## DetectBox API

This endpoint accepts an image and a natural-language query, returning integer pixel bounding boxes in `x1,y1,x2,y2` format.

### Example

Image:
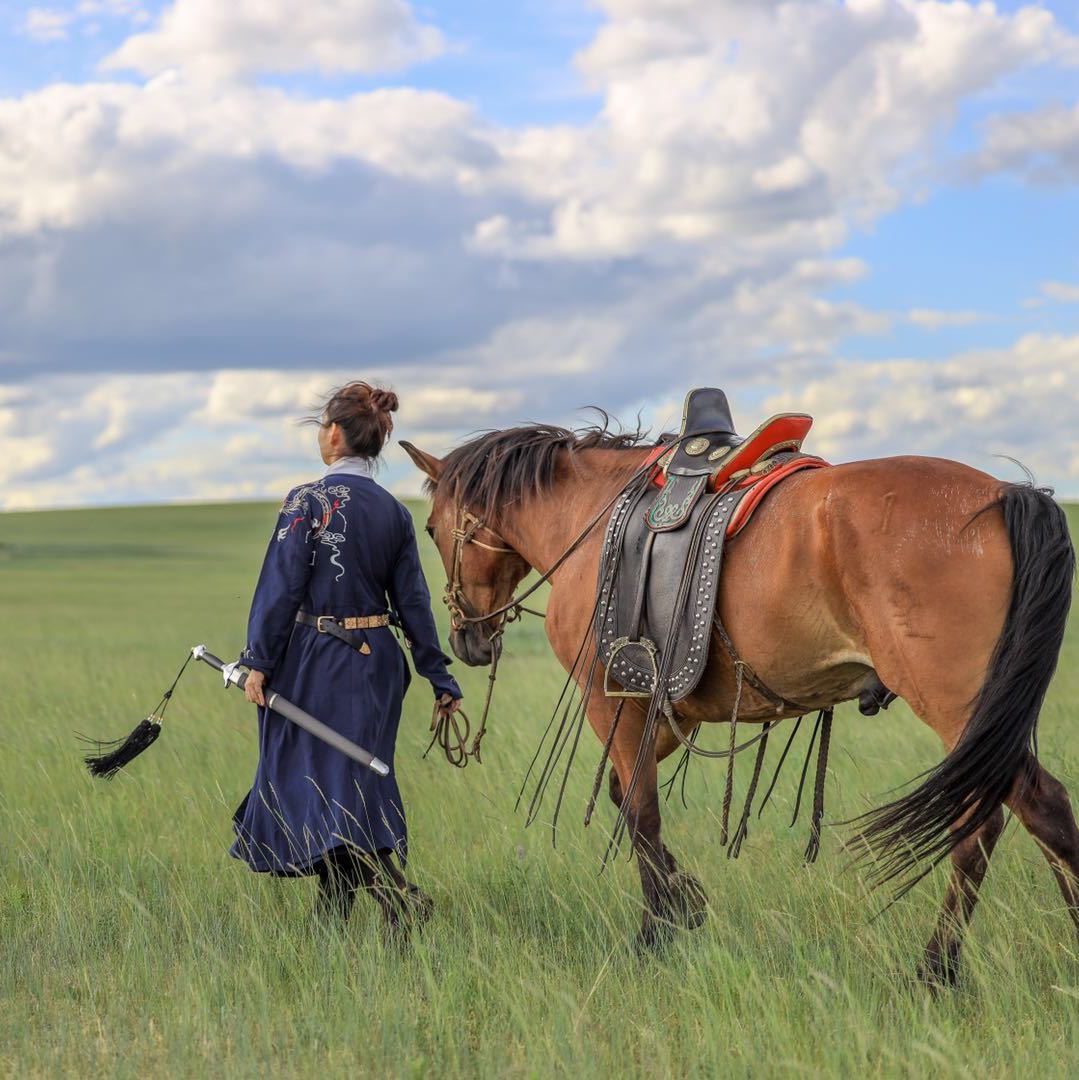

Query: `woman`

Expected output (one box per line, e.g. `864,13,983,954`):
232,381,463,929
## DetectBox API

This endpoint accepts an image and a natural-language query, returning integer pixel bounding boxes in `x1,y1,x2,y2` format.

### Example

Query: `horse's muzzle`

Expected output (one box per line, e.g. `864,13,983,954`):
449,625,500,667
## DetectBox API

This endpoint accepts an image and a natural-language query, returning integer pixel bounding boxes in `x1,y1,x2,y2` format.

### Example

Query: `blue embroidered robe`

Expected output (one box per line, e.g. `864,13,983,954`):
231,462,461,874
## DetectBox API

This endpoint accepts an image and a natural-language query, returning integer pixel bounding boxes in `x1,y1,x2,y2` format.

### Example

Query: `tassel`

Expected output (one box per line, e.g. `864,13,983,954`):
803,708,834,865
726,722,772,860
81,716,163,779
80,649,194,779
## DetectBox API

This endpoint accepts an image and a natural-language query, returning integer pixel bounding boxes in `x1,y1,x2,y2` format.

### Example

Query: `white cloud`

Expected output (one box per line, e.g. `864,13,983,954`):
482,0,1069,260
2,1,1078,507
5,331,1077,511
22,8,73,42
0,367,524,509
21,2,149,43
760,333,1079,492
103,0,444,80
907,307,984,329
1041,281,1079,304
973,101,1079,183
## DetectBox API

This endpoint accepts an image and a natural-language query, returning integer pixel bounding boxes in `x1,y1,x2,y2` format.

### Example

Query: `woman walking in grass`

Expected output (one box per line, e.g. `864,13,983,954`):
233,381,463,931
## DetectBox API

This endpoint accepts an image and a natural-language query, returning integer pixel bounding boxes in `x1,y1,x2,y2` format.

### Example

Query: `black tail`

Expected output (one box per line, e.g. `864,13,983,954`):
856,482,1075,896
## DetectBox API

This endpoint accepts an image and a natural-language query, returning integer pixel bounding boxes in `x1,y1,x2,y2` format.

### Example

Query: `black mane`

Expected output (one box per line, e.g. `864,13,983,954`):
429,411,649,523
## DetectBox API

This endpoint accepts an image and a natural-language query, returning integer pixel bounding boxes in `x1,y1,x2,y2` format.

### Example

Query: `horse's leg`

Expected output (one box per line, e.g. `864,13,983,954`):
918,807,1005,987
607,718,697,812
920,763,1079,986
603,711,707,945
1007,763,1079,932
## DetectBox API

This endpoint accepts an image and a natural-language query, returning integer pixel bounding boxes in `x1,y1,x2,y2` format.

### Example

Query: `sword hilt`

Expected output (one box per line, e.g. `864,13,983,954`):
191,645,247,689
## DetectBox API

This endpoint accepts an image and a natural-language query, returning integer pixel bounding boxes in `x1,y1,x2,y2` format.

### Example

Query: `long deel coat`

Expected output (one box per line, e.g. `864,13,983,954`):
231,465,462,875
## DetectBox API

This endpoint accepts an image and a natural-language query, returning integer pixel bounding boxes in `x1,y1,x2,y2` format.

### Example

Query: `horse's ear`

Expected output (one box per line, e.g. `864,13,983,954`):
399,441,443,482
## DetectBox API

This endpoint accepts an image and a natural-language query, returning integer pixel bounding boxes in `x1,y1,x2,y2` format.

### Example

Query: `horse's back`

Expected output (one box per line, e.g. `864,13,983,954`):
713,455,1014,736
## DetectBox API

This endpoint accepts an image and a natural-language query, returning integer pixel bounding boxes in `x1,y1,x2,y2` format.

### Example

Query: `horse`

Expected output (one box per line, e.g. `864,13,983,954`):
400,419,1075,984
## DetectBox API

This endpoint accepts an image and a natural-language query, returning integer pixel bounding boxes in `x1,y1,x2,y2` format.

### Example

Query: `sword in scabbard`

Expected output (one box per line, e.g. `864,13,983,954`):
81,644,390,779
191,645,390,777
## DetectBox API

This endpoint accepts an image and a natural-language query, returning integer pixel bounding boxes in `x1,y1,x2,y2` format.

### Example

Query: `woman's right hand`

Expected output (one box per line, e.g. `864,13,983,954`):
436,692,463,714
244,669,267,706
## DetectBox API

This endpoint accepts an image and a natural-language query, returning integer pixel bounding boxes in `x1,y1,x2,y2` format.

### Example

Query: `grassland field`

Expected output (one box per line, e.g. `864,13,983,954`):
1,499,1078,1078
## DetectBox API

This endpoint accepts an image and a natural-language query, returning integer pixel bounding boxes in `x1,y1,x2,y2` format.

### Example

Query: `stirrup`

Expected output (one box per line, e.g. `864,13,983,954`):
603,636,658,699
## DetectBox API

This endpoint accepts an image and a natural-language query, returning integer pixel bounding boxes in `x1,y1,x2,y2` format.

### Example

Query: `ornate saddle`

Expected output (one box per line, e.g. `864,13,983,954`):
594,388,827,703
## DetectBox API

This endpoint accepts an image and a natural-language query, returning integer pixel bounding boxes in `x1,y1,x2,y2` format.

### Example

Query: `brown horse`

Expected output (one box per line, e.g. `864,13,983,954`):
401,420,1075,983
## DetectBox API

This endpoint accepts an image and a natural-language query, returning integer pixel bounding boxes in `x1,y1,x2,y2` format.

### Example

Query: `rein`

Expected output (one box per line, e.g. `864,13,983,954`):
432,454,661,767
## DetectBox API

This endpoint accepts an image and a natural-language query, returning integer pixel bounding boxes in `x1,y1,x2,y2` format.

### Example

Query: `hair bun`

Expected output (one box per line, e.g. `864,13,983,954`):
370,388,399,413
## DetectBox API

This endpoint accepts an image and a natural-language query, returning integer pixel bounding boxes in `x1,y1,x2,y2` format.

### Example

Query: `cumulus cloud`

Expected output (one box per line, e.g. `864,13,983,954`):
1041,281,1079,303
2,0,1078,507
907,307,985,329
22,8,74,42
973,101,1079,183
484,0,1068,259
103,0,444,79
5,330,1077,510
761,333,1079,490
0,367,523,509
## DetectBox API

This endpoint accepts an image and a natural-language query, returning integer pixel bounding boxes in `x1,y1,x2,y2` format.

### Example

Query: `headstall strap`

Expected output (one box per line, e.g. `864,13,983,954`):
443,509,519,634
436,507,523,766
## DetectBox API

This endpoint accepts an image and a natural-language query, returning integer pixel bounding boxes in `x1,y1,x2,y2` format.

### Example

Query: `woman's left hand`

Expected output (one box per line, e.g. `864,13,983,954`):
436,692,463,714
244,669,267,706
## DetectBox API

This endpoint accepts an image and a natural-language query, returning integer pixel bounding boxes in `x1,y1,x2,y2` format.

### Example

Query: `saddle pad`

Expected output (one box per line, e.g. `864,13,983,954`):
594,481,749,702
727,455,829,537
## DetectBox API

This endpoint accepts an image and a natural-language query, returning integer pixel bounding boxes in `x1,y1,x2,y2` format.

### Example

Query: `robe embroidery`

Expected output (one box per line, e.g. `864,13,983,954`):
276,481,352,581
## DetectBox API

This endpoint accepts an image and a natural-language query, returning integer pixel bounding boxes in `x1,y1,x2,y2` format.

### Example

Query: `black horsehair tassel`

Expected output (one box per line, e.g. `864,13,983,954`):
81,716,164,779
80,651,193,779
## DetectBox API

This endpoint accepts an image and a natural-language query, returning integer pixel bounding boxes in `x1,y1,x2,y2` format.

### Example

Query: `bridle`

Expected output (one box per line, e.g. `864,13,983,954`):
427,507,538,768
441,509,523,634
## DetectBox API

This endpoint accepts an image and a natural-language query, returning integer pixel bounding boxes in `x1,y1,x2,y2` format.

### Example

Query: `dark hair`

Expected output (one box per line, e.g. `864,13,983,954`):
309,381,398,459
429,411,648,524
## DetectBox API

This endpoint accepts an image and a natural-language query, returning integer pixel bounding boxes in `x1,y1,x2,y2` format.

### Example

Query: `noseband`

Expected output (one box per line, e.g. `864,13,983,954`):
442,509,518,633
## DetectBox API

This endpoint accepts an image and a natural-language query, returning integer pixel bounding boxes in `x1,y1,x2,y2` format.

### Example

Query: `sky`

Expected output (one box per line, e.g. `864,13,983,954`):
1,0,1077,510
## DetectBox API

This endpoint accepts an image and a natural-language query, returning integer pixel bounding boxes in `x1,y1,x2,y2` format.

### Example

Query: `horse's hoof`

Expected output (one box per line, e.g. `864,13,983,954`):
635,917,674,955
667,870,708,931
916,943,961,991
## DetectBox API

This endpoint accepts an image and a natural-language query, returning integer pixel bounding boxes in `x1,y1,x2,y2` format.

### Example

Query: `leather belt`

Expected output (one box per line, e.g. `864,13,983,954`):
297,612,391,631
296,611,392,655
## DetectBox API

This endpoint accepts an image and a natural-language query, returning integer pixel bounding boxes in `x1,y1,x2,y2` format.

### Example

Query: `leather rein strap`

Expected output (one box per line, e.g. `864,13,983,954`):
432,509,521,767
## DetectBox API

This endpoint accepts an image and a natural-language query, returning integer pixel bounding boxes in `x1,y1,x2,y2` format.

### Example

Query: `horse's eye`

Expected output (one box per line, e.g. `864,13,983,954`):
425,524,435,539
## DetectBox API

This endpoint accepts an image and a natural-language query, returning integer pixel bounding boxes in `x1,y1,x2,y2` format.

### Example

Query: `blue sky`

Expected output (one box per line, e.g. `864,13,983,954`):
1,0,1078,508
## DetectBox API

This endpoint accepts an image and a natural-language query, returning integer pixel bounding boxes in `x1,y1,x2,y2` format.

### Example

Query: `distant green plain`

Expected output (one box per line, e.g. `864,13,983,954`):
1,500,1077,1078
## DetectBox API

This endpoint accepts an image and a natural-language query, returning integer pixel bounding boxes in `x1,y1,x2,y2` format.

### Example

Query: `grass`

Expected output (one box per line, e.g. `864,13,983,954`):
1,500,1077,1077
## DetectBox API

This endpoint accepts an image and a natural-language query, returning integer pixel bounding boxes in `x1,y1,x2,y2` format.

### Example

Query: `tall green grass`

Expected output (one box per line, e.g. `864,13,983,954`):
1,501,1077,1077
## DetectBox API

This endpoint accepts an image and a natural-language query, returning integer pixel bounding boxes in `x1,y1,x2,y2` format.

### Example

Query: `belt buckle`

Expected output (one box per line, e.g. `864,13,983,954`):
316,615,336,633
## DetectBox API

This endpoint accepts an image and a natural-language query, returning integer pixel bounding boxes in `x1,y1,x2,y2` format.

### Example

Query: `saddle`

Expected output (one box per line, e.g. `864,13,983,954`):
594,388,828,703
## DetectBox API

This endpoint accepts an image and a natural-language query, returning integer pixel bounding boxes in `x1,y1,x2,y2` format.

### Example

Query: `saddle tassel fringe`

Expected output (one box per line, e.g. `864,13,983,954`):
727,722,772,859
803,708,833,865
718,662,746,846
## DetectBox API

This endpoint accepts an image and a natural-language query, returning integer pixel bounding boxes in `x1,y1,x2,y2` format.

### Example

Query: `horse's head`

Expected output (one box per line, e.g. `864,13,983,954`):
400,440,532,667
